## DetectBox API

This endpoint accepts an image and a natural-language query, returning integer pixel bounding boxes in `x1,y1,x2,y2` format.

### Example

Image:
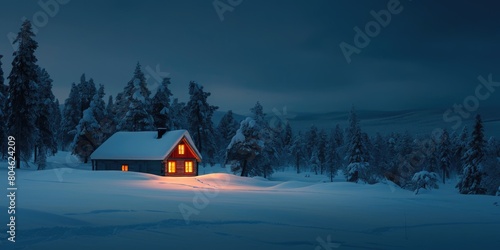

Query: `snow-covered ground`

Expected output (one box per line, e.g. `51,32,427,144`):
1,152,499,250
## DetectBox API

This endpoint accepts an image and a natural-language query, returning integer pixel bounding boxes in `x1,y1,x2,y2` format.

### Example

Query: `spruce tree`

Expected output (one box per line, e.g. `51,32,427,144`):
78,74,96,114
290,132,305,174
186,81,218,165
60,83,81,150
151,77,173,129
226,117,263,177
35,68,57,169
117,63,154,131
438,129,451,184
346,107,369,183
170,98,187,130
457,115,486,194
72,85,107,163
7,20,40,168
0,55,7,158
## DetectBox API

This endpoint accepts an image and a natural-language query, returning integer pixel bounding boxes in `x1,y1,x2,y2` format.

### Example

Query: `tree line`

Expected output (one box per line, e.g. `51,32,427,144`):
1,20,498,196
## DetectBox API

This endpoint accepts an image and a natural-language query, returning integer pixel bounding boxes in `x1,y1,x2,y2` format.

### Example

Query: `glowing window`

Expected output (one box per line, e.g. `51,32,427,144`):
178,144,185,155
185,161,193,173
121,164,128,172
168,161,176,173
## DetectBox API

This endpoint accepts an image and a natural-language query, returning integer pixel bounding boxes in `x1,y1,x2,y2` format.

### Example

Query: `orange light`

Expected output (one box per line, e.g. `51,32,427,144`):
178,144,185,155
168,161,176,173
185,161,193,173
122,164,128,171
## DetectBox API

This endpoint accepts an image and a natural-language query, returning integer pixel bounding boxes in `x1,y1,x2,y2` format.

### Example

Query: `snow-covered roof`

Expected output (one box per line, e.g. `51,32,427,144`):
90,130,201,161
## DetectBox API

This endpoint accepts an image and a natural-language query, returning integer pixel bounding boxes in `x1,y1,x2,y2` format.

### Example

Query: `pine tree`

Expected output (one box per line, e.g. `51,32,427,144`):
346,107,369,183
317,129,328,174
453,126,469,173
482,138,500,195
170,98,187,129
117,63,154,131
7,20,40,168
51,99,62,151
151,77,173,129
457,115,486,194
103,95,116,139
0,55,7,158
438,129,451,184
186,81,218,165
226,117,264,177
78,74,96,114
60,83,81,150
34,68,58,169
326,129,341,182
72,85,107,163
290,132,305,174
306,125,319,169
249,102,276,178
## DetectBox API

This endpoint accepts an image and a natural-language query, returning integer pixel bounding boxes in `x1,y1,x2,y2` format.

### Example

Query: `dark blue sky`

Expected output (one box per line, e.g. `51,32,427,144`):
1,0,499,114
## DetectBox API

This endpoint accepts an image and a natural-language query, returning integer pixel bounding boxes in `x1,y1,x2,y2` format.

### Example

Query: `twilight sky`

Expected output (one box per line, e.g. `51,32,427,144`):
0,0,499,114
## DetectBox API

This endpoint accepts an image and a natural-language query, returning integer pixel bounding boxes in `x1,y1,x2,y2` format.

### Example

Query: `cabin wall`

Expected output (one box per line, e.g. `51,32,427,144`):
95,160,164,176
164,158,198,177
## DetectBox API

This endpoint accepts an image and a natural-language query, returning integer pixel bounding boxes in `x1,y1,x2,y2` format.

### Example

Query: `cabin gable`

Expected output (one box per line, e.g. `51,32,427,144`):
163,137,200,177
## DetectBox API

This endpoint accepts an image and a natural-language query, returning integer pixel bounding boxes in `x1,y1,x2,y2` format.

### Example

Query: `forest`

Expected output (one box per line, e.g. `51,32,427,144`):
2,20,499,196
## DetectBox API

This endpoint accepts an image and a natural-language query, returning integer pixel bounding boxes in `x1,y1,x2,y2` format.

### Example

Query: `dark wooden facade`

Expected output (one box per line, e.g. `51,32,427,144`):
163,138,199,177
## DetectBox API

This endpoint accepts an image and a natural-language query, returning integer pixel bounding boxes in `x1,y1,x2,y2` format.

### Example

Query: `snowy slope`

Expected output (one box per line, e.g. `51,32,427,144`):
0,152,499,250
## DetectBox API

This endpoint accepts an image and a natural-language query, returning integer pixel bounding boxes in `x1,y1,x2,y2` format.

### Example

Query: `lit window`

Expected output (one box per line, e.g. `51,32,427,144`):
121,164,128,172
168,161,176,173
178,144,185,155
185,161,193,173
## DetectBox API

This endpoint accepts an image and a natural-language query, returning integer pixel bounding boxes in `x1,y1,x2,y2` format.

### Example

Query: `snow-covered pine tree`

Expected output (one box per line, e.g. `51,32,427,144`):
103,94,117,138
218,110,239,147
72,84,107,163
317,129,328,174
346,107,369,183
326,129,341,182
226,117,264,177
170,98,188,129
334,124,344,148
187,81,218,165
60,83,81,150
290,132,305,174
248,102,276,177
306,125,319,171
371,133,386,177
151,77,173,129
438,129,451,184
482,137,500,195
412,171,439,195
34,68,58,169
457,115,486,194
78,74,97,114
51,99,62,151
0,54,7,158
118,63,154,131
7,20,40,168
453,126,469,173
216,110,239,164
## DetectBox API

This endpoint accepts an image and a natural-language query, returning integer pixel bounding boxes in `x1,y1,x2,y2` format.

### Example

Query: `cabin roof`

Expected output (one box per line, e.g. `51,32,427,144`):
90,129,202,161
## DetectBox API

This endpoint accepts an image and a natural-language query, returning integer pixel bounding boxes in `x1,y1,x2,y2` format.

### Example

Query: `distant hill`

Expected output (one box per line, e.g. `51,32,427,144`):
214,107,500,138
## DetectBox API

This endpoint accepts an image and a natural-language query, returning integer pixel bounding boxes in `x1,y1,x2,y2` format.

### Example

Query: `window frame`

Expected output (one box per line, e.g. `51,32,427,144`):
168,161,176,173
185,161,193,173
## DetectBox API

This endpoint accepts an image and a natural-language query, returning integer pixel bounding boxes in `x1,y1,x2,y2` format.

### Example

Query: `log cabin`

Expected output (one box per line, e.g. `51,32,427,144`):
90,129,202,176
